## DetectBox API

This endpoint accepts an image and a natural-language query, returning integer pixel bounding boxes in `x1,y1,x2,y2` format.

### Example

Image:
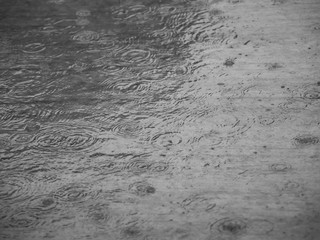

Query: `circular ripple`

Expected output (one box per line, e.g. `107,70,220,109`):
210,218,247,235
283,181,300,191
185,107,254,146
150,132,182,147
125,159,151,175
1,208,43,229
278,99,313,113
111,4,152,22
28,194,59,213
22,43,46,54
7,79,55,101
300,83,320,100
9,133,34,147
129,181,156,196
119,48,154,66
257,114,288,127
51,183,100,203
0,174,38,203
87,203,111,225
269,163,292,172
106,80,151,94
149,161,170,173
31,124,103,153
138,67,172,81
292,134,319,147
72,30,100,43
92,160,124,176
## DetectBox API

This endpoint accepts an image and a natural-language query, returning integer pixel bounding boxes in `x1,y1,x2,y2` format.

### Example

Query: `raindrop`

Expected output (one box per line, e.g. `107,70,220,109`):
128,181,156,196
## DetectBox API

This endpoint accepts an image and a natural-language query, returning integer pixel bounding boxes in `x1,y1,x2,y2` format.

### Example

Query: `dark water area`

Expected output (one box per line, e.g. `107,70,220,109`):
1,0,320,239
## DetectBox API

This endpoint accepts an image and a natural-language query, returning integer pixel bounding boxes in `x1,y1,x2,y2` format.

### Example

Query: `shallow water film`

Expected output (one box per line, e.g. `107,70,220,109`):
1,0,320,239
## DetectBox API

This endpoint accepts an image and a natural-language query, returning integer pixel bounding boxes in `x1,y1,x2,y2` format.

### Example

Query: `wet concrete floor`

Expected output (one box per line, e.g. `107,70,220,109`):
0,0,320,239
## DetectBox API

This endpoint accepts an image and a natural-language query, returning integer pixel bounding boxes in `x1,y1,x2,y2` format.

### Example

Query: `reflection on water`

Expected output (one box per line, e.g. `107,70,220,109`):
1,0,318,239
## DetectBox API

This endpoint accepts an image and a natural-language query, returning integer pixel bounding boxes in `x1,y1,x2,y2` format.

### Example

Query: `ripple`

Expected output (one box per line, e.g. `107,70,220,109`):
0,84,10,95
124,159,151,175
295,83,320,100
72,30,100,43
269,163,292,172
31,124,104,154
28,194,59,213
283,181,300,191
76,9,91,17
75,18,90,26
181,194,216,213
6,79,55,102
89,155,124,176
138,67,173,81
51,183,101,204
128,181,156,196
292,134,319,147
241,83,289,98
1,208,43,229
87,203,111,226
118,48,155,66
109,121,144,138
111,4,152,22
278,99,313,113
22,43,46,54
0,174,39,203
9,133,34,145
184,107,254,146
257,113,288,127
163,10,206,34
48,0,65,4
105,80,151,94
210,218,247,235
149,161,171,173
150,132,182,147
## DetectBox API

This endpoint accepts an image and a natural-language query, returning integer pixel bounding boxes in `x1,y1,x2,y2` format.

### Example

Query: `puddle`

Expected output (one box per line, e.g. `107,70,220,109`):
1,0,319,239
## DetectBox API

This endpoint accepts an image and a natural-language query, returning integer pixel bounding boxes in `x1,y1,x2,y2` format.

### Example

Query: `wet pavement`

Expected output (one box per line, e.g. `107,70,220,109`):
0,0,320,239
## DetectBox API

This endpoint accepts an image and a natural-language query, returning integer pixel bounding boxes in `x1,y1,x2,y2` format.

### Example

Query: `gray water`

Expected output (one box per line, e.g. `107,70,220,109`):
1,0,320,239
